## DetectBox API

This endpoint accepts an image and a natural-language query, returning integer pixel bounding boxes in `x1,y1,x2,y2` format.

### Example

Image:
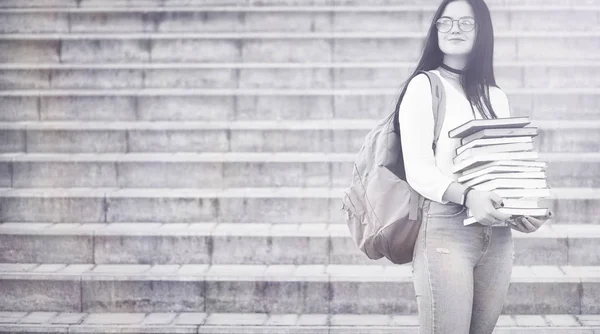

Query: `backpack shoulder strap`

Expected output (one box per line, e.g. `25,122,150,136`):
417,70,446,153
408,70,447,220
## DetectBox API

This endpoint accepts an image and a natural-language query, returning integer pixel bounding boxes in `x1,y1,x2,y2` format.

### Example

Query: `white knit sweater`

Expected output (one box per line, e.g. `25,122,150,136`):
398,70,512,204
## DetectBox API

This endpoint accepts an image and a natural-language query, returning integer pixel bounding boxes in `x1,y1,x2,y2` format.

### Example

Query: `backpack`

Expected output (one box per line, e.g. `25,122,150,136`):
341,70,447,265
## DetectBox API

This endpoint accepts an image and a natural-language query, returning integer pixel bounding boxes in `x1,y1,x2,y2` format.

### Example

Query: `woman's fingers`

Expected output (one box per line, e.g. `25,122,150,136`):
519,216,538,232
509,223,526,233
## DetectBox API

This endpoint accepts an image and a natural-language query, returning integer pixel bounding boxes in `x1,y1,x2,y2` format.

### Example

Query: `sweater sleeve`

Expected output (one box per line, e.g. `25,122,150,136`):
492,87,512,118
398,73,455,204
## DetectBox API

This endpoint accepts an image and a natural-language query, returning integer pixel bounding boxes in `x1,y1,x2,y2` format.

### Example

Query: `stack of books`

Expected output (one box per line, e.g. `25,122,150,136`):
447,116,551,226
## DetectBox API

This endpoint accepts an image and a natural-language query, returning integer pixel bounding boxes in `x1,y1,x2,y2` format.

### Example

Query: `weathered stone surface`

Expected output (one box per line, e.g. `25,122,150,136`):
0,97,38,121
0,70,49,89
245,12,330,32
61,40,149,63
330,280,417,314
333,11,422,32
81,279,205,312
154,12,238,32
19,312,59,324
218,197,333,224
94,235,210,264
117,162,223,188
236,96,334,120
127,130,229,152
0,278,80,312
40,97,137,121
0,162,9,188
0,40,59,62
152,40,239,62
240,68,331,89
27,130,127,153
51,69,143,89
82,312,145,324
0,130,25,153
71,13,151,33
537,128,600,153
51,312,87,325
145,69,236,88
205,280,330,313
0,13,68,33
518,37,600,61
243,39,331,62
503,282,580,314
513,237,568,266
333,38,421,62
106,196,218,223
0,196,105,223
138,96,235,121
0,234,93,263
13,161,117,188
142,312,177,325
551,198,600,225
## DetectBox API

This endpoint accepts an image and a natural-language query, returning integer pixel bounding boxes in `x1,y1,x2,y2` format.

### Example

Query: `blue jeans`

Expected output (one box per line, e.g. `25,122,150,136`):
412,198,514,334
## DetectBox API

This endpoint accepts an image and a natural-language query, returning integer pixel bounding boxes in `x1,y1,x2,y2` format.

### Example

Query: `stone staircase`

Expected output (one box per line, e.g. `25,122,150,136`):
1,0,600,333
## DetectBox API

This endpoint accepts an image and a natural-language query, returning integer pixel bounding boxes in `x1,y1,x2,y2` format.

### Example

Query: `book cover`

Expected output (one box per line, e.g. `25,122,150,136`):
467,207,549,217
502,198,542,208
472,178,547,191
489,187,551,198
459,160,547,178
463,217,508,226
452,151,540,174
448,117,531,139
461,171,547,188
461,127,538,146
453,142,534,165
456,136,533,156
464,207,550,226
458,166,546,183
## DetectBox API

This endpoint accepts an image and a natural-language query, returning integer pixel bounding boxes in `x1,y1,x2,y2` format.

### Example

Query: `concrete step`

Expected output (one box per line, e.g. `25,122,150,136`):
0,152,598,188
1,311,599,334
1,263,599,314
0,0,598,8
1,222,599,266
0,120,597,153
1,6,598,34
0,187,596,224
0,32,598,63
3,62,600,89
1,90,597,122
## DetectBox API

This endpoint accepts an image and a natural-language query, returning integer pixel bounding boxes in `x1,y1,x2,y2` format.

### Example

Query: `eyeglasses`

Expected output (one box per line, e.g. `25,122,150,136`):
435,16,475,33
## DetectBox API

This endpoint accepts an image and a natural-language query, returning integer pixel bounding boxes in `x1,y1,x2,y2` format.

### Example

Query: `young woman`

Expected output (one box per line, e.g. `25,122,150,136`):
395,0,552,333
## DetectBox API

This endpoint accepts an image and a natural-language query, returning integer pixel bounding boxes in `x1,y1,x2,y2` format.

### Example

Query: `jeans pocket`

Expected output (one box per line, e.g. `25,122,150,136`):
427,203,467,218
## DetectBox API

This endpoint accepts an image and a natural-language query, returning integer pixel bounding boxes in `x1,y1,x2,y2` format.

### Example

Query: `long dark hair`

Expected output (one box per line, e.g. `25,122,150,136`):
392,0,500,135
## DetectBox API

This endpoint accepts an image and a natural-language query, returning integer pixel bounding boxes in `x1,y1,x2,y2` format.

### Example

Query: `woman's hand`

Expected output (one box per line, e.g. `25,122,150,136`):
465,189,512,226
508,212,553,233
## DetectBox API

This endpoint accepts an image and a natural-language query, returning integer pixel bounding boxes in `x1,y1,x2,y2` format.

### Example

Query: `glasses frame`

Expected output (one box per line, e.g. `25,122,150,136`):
435,16,476,33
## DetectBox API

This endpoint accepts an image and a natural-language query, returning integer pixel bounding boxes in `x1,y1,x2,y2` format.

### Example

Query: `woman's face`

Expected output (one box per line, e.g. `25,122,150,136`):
437,1,476,56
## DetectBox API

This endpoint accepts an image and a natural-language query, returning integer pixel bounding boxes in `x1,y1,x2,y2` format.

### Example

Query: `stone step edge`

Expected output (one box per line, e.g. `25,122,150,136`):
2,60,600,69
0,263,598,282
1,312,599,331
0,222,595,239
0,187,595,199
1,88,597,97
1,31,599,40
0,152,595,163
0,119,596,130
2,5,600,13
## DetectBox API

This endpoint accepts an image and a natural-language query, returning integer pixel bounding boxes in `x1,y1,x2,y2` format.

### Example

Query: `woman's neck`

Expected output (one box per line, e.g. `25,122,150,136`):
443,55,467,71
438,56,467,82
